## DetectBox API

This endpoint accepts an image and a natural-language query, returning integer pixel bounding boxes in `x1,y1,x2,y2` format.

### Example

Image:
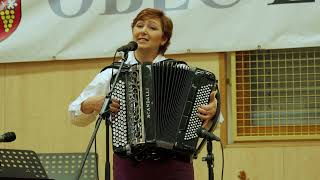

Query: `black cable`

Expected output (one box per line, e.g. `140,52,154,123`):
219,141,224,180
94,120,100,180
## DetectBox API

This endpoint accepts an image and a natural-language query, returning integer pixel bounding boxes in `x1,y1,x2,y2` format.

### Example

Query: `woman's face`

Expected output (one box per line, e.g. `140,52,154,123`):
132,17,167,54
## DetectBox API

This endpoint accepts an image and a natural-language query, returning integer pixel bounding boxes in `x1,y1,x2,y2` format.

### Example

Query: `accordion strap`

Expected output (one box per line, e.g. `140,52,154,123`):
100,58,188,73
100,62,130,73
160,58,188,65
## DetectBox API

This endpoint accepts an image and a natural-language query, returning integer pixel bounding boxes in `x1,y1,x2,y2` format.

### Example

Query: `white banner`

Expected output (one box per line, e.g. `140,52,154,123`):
0,0,320,63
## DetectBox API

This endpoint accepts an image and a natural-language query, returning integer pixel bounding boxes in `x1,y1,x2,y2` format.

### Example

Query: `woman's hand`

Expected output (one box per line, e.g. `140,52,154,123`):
81,95,105,114
109,99,120,115
81,96,120,115
197,90,218,128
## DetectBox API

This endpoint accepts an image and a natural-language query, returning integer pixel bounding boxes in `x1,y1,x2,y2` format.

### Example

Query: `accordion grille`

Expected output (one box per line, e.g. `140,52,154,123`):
184,84,212,140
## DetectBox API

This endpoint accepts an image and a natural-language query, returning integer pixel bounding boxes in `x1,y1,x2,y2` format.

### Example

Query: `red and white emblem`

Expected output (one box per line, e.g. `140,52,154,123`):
0,0,21,42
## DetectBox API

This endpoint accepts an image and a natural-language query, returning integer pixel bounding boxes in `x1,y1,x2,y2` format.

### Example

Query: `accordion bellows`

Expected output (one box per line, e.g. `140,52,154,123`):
110,61,218,159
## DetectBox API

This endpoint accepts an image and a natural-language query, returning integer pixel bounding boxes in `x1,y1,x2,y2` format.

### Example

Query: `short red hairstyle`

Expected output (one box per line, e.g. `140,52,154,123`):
131,8,173,55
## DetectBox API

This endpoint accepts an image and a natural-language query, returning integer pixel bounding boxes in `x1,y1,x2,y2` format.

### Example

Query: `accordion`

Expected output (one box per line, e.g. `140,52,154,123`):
110,60,219,160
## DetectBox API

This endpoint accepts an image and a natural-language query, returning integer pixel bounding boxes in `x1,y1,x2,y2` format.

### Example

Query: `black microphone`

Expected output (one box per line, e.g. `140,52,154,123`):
116,41,138,52
196,127,220,141
0,132,16,142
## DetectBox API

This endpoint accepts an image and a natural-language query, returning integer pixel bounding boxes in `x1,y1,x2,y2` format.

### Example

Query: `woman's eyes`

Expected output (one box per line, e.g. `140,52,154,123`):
136,24,159,30
150,26,157,30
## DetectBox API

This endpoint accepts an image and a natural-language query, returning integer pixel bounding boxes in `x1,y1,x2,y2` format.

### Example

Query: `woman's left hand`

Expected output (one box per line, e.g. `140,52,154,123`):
197,90,218,128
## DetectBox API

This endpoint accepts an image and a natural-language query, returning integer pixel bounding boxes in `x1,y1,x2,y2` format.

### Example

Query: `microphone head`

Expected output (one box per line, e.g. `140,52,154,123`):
128,41,138,51
3,132,16,142
117,41,138,52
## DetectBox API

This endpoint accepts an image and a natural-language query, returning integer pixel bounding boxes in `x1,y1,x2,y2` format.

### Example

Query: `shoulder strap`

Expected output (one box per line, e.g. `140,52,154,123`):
100,59,187,72
100,62,131,73
160,58,188,66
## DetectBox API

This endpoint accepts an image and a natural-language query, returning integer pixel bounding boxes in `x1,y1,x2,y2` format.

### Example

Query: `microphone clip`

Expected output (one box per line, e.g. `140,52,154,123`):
197,127,221,142
116,41,138,62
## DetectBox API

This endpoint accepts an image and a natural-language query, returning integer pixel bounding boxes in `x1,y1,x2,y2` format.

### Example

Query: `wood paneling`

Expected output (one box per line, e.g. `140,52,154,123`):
283,146,320,180
219,53,228,146
1,54,320,180
224,147,284,180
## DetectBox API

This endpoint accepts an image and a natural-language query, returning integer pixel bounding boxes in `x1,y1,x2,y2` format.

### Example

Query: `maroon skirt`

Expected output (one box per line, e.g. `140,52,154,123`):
113,154,194,180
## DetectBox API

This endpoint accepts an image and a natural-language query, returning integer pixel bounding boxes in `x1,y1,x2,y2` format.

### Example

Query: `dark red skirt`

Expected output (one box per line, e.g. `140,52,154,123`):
113,154,194,180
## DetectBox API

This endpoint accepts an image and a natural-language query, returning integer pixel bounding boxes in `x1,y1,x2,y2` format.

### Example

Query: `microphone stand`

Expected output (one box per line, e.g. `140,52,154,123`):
75,51,129,180
203,139,215,180
197,128,221,180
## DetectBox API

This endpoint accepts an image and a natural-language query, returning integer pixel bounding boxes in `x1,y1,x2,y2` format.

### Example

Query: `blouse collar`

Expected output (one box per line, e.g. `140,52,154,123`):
126,51,166,64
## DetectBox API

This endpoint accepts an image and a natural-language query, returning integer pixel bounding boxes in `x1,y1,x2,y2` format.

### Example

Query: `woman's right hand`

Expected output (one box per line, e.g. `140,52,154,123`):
81,96,120,115
109,99,120,115
81,95,105,114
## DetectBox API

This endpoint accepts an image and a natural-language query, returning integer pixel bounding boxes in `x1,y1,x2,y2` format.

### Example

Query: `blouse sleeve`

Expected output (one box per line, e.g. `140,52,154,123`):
68,69,116,126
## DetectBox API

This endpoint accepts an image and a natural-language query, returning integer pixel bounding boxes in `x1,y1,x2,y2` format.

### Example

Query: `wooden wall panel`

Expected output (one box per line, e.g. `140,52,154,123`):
0,59,113,179
168,53,220,80
219,53,228,145
224,147,284,180
283,146,320,180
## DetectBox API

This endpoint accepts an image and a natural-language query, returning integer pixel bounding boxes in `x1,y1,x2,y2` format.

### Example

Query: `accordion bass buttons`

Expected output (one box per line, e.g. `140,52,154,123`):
111,80,128,149
184,84,212,141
